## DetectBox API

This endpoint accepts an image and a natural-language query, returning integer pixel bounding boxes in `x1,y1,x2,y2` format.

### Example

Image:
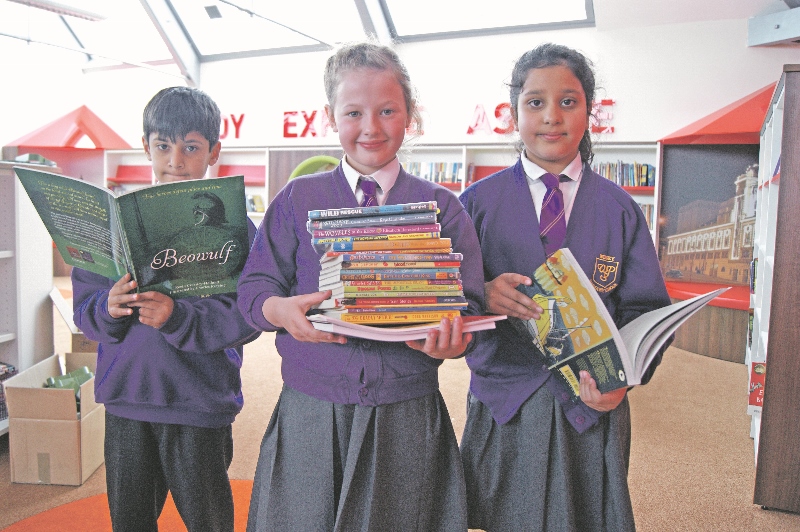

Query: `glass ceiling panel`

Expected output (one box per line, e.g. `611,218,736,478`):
169,0,368,57
0,0,593,72
0,0,174,66
384,0,591,37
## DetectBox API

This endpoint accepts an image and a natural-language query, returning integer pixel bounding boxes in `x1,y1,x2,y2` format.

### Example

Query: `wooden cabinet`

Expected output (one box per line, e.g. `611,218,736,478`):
752,64,800,513
0,161,56,435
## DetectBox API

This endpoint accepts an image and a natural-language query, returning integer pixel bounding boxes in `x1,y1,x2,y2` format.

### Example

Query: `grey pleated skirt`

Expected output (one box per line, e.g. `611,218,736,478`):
246,385,468,532
460,385,635,532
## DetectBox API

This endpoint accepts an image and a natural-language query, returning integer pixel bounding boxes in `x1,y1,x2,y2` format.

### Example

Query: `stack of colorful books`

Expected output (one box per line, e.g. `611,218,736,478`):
307,201,468,325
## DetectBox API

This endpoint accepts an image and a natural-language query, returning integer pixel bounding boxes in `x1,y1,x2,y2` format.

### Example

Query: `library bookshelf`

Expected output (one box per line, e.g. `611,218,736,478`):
750,64,800,514
103,142,662,243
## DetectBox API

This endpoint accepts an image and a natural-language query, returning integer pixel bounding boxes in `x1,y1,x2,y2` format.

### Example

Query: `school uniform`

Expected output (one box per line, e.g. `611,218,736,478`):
72,220,260,532
237,161,484,531
458,156,671,531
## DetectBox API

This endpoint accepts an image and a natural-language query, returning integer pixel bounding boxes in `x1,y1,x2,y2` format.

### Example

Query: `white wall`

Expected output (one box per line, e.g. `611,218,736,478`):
0,17,797,150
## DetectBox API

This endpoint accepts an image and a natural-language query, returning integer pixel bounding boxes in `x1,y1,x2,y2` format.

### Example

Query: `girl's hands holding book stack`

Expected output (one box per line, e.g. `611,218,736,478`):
405,316,472,359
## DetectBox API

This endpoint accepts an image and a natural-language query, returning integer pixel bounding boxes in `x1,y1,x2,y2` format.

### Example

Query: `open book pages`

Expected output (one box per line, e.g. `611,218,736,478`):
307,314,506,342
618,286,730,379
512,248,729,397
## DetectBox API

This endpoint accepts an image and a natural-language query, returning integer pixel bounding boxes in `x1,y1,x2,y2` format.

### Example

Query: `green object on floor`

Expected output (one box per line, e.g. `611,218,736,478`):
44,366,94,409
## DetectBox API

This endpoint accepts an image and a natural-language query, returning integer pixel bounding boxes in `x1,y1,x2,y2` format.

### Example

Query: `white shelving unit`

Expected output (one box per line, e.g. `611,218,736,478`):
593,142,661,242
1,161,56,436
751,64,800,514
399,141,660,243
104,142,661,239
212,147,269,226
104,148,269,225
748,79,782,462
399,143,518,194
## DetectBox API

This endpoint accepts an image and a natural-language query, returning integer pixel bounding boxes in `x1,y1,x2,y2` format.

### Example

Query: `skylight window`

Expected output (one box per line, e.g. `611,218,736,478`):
382,0,594,39
169,0,368,59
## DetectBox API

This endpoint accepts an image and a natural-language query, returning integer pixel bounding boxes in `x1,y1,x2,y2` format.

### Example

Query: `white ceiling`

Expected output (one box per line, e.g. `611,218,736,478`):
0,0,795,86
594,0,781,30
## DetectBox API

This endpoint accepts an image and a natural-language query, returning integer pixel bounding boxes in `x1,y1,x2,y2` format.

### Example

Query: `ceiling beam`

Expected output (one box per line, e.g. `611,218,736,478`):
748,6,800,46
139,0,200,86
358,0,394,45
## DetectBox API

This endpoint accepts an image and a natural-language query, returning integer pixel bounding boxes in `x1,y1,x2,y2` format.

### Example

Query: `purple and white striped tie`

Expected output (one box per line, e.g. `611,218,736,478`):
539,172,567,256
359,177,378,207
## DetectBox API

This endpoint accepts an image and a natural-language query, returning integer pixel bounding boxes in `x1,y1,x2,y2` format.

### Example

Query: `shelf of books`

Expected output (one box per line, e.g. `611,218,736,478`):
1,360,18,436
751,64,800,514
749,83,781,463
592,142,660,241
400,145,467,192
105,142,661,236
399,144,517,194
398,142,660,243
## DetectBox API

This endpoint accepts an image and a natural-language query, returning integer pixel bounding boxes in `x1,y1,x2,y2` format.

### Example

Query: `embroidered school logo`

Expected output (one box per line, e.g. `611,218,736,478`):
592,254,619,293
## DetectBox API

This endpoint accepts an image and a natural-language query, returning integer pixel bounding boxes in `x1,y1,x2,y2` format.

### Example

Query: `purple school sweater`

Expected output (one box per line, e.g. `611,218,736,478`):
72,220,260,428
237,165,485,406
460,160,671,433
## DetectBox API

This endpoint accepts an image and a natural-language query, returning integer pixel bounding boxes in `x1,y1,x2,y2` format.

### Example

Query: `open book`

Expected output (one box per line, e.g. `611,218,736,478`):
308,314,506,342
15,167,249,298
512,248,729,399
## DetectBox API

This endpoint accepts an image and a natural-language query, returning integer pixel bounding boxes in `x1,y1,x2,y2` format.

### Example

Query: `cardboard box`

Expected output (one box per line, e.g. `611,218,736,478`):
50,287,99,354
4,352,105,485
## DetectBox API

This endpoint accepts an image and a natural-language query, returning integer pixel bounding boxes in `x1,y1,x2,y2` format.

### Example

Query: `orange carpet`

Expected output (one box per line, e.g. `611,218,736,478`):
3,480,253,531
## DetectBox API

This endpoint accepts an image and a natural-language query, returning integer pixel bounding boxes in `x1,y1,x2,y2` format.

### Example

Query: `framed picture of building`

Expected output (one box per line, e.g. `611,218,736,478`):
658,144,760,287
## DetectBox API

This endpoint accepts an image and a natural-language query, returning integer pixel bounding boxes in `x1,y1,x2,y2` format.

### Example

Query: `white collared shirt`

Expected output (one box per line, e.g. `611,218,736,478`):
520,152,583,224
341,156,401,206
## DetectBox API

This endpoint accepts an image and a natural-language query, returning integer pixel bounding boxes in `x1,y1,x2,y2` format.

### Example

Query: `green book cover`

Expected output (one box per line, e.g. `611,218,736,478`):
15,167,249,298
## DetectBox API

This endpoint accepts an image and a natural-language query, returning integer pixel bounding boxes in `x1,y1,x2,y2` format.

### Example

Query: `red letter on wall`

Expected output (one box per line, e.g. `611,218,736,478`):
466,104,493,135
493,103,514,134
230,114,245,139
301,111,317,137
284,111,298,138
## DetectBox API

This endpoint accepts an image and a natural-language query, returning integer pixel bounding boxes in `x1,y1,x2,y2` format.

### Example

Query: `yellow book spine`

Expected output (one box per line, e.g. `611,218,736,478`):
339,310,461,324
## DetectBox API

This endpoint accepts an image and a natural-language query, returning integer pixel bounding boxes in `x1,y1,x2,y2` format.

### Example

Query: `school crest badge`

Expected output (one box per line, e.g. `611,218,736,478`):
592,254,619,293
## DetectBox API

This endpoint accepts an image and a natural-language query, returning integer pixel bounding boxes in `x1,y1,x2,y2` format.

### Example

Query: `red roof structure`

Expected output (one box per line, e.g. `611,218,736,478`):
7,105,131,150
660,83,777,145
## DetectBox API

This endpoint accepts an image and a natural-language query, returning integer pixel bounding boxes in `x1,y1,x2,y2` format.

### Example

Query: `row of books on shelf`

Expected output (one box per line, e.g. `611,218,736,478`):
637,202,655,231
1,361,18,421
402,161,464,184
593,161,656,188
246,194,265,212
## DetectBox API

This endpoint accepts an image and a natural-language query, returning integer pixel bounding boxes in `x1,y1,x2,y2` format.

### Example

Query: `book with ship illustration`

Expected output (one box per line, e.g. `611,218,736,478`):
512,248,729,399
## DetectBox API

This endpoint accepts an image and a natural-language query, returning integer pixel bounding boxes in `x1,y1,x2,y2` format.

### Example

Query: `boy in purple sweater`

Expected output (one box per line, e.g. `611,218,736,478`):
72,87,259,532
